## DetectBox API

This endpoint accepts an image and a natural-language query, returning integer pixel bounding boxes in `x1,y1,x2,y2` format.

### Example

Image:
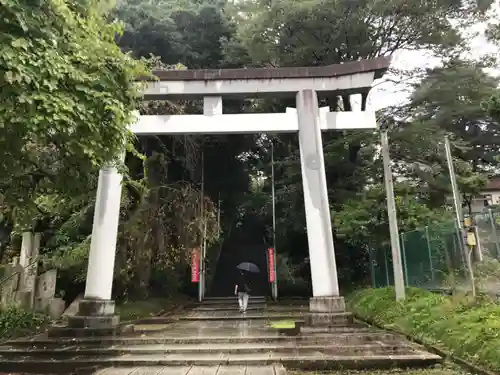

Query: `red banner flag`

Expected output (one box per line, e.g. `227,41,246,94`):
191,248,200,283
268,247,275,283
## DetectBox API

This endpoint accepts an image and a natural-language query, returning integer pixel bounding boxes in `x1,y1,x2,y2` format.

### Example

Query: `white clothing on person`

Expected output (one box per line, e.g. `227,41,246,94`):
238,292,249,312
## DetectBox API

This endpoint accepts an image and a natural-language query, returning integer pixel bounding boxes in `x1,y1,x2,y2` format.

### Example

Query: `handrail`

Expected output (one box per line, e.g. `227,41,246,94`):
0,258,39,287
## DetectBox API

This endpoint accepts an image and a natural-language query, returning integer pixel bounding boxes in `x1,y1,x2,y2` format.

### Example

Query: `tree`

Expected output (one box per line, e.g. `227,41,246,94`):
3,0,497,297
113,0,236,68
224,0,496,286
384,59,498,211
0,0,147,218
334,183,452,248
229,0,492,67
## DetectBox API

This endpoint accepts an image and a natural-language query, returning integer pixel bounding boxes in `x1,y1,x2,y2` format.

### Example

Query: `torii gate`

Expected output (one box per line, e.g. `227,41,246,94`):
66,57,391,333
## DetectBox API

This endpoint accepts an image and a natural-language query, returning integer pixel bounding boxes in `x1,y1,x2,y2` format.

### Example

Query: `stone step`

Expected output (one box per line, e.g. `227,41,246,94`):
0,352,442,374
266,306,309,311
0,342,416,358
204,296,266,301
93,365,287,375
180,312,351,325
194,305,267,311
8,331,403,347
302,326,369,333
201,299,266,306
133,317,176,324
199,303,266,308
48,326,118,338
3,333,404,351
180,315,308,322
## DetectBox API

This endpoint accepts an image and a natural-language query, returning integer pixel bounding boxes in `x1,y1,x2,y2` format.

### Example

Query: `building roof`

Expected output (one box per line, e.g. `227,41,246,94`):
484,177,500,191
141,56,391,82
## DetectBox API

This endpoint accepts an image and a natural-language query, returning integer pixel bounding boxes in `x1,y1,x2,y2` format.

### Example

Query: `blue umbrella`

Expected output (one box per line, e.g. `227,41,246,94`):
236,262,260,273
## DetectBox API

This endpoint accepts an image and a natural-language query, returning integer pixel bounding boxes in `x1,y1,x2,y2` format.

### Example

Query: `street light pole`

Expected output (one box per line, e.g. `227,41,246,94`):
381,129,405,300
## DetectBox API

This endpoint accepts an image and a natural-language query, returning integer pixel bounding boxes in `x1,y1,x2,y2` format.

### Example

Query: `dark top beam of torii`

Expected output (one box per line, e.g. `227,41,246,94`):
137,56,391,101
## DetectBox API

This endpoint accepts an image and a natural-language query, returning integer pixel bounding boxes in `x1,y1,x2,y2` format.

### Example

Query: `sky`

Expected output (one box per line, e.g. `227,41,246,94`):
368,2,500,111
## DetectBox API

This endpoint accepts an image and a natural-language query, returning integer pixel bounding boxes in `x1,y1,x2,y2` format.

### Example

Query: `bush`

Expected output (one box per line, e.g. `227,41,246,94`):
276,255,312,297
348,287,500,372
0,306,48,339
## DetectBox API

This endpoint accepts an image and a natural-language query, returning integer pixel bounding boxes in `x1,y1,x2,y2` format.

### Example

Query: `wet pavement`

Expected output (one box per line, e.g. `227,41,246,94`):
147,319,277,338
183,309,306,321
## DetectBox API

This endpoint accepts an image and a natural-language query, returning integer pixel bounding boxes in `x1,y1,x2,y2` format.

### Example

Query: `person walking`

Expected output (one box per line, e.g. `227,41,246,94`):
234,270,250,313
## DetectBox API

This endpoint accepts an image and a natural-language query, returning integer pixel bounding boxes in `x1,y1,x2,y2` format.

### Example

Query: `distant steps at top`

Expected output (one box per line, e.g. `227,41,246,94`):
201,296,266,306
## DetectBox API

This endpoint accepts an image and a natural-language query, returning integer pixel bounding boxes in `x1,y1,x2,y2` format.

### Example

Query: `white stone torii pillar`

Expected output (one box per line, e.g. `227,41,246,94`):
84,165,123,301
64,164,124,330
294,91,340,301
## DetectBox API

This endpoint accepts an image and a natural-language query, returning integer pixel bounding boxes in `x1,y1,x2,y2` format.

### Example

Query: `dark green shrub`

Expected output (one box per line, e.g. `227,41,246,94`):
0,305,48,339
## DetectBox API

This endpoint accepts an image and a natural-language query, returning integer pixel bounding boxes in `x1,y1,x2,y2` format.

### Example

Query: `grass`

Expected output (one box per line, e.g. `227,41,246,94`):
289,363,472,374
116,296,191,321
270,319,297,329
348,287,500,373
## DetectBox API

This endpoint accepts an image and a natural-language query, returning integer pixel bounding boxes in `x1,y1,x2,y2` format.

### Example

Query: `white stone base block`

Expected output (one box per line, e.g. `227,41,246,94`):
305,296,351,327
309,296,346,313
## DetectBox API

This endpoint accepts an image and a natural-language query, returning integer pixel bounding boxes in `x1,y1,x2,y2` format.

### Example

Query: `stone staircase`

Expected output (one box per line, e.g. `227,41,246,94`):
0,296,441,374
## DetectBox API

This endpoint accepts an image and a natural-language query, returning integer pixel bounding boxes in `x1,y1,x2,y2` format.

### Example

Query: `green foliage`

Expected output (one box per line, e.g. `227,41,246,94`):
349,287,500,371
2,0,499,299
276,254,311,297
44,236,91,282
231,0,498,274
385,60,497,210
290,365,471,375
0,0,147,216
231,0,491,66
335,183,452,247
114,0,235,68
406,60,499,170
0,305,48,339
482,89,500,138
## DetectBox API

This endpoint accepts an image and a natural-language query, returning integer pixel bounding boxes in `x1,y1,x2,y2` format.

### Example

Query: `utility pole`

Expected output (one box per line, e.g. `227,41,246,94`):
199,144,205,303
444,135,475,296
270,141,278,300
444,135,463,229
217,193,221,237
381,129,405,300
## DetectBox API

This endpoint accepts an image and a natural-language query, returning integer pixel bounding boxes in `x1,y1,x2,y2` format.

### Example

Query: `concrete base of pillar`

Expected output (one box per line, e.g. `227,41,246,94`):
304,296,352,327
305,311,353,326
77,299,116,316
48,299,120,338
68,299,119,328
309,296,346,313
68,314,120,329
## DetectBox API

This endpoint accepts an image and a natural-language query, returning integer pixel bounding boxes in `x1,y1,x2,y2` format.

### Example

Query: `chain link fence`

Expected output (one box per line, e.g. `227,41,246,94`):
369,209,500,296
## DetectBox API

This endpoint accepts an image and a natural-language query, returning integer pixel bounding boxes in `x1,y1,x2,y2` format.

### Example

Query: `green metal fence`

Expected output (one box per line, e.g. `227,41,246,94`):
370,209,500,292
475,209,500,260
